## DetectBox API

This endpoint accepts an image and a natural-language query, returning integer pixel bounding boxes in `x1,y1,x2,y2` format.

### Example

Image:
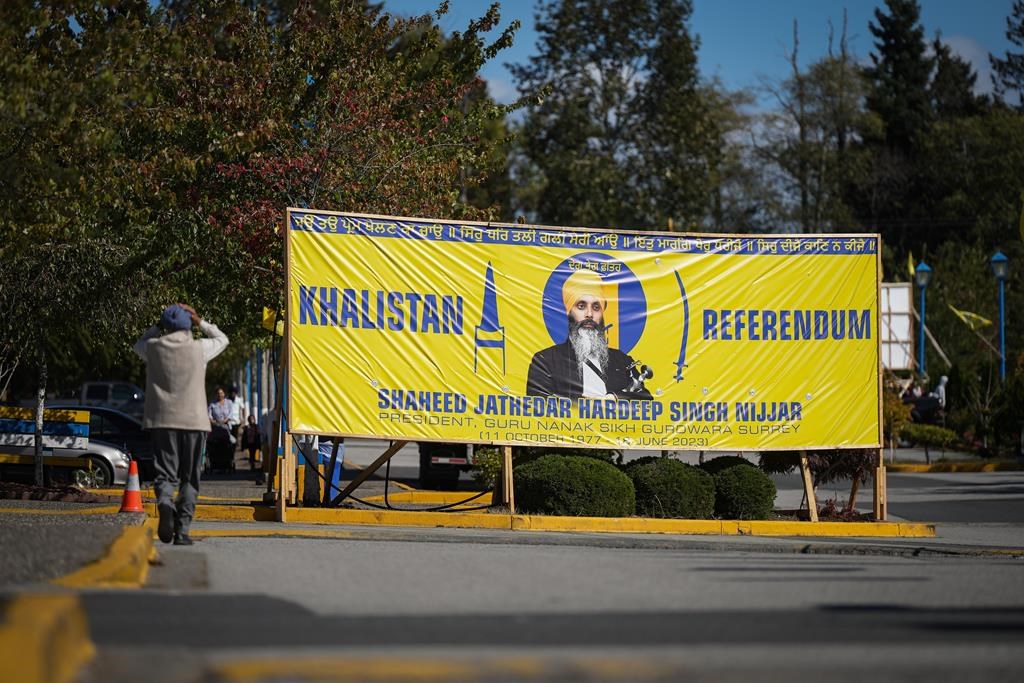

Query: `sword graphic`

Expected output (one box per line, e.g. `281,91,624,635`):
673,270,689,382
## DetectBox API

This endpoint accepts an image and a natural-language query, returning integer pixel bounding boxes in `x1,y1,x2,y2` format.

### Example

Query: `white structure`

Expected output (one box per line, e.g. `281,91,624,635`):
881,283,914,371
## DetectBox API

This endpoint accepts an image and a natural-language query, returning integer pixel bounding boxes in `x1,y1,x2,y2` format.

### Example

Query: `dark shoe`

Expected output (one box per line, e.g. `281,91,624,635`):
173,533,194,546
157,505,175,544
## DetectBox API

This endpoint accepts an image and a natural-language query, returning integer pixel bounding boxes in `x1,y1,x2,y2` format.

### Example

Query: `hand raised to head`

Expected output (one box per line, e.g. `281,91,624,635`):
177,303,202,325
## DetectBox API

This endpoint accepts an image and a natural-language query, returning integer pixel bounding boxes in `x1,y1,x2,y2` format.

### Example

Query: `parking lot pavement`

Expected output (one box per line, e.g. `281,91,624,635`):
0,507,143,587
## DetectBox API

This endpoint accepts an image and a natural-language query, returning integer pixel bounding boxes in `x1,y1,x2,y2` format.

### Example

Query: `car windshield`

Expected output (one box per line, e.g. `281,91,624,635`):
84,385,107,400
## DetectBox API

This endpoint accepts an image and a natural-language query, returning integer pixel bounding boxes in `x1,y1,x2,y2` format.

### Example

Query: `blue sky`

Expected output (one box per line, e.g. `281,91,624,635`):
383,0,1017,104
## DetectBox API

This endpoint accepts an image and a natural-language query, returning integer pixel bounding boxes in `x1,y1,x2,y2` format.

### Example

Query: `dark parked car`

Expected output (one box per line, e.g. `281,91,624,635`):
48,404,154,480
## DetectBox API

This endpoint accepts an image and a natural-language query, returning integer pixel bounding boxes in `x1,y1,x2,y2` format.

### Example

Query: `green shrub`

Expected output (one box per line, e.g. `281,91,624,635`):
620,455,664,474
474,446,619,489
513,446,618,466
713,465,777,520
471,446,501,488
901,423,958,450
700,455,755,476
628,459,714,519
883,387,912,444
515,454,635,517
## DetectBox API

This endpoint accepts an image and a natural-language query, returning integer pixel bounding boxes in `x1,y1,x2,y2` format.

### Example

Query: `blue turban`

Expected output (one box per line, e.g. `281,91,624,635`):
160,304,193,332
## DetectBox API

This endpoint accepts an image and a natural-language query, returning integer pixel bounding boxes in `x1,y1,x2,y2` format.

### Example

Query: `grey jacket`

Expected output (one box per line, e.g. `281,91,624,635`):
133,320,228,431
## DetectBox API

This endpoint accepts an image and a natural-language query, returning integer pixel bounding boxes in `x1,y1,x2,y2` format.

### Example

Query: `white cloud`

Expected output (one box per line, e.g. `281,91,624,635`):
943,34,994,95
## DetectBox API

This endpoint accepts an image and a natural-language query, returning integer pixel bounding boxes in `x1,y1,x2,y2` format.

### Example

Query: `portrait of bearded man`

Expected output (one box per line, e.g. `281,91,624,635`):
526,269,652,400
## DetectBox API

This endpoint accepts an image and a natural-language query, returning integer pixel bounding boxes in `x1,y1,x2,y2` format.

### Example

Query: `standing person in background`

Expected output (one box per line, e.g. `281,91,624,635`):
207,386,235,473
208,386,234,443
133,304,228,546
228,385,246,449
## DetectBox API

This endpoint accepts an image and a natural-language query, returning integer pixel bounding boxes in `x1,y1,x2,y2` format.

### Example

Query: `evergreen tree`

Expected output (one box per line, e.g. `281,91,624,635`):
930,35,984,119
510,0,723,230
845,0,935,253
864,0,933,154
990,0,1024,108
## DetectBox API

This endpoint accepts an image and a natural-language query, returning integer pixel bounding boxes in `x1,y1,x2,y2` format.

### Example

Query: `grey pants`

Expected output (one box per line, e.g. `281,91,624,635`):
151,428,206,535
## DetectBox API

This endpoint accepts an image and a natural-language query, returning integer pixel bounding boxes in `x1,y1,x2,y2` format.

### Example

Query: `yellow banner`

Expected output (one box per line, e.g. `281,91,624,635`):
287,211,881,451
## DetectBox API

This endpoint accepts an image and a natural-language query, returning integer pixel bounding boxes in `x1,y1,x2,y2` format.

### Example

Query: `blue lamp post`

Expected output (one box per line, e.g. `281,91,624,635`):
915,261,932,377
990,251,1009,382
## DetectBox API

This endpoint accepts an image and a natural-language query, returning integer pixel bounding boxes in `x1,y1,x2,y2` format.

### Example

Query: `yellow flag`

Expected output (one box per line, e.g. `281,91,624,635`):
907,251,915,280
949,305,991,331
262,307,285,336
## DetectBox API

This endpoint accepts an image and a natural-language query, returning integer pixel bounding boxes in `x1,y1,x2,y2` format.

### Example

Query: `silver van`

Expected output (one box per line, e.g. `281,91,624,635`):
79,382,145,419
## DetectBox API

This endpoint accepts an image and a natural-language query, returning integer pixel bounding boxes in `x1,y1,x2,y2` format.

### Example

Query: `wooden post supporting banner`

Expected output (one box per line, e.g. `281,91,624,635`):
874,239,886,522
503,444,515,513
286,435,298,506
329,440,408,506
799,450,818,522
873,448,887,521
296,464,306,507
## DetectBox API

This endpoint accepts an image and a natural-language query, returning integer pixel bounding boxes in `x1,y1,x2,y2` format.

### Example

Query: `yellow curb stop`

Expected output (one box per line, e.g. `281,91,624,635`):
52,521,155,589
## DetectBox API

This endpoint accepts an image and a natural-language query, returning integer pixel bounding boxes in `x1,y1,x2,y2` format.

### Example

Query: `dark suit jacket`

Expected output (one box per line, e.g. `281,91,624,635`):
526,342,652,400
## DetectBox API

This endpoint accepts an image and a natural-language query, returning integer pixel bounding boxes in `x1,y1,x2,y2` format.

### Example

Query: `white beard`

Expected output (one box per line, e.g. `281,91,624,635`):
569,325,609,376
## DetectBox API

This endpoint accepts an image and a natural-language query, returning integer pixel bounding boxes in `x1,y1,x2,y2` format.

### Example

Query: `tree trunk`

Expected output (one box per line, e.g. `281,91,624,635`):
846,476,861,512
33,349,47,486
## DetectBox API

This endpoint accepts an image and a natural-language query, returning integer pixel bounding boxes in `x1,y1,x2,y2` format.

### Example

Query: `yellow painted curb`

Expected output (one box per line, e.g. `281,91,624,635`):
887,461,1022,473
191,528,357,540
90,488,254,503
512,515,723,534
52,523,155,589
285,507,511,529
213,657,486,682
188,504,933,538
0,595,95,683
194,504,276,522
0,506,121,516
362,490,490,506
511,515,933,537
209,655,672,682
730,520,935,537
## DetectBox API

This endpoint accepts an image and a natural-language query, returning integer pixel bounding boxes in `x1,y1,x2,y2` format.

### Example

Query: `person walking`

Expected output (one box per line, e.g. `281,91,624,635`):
133,303,228,545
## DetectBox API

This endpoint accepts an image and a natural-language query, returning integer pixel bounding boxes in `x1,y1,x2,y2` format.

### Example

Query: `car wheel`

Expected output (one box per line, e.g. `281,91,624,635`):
87,457,114,487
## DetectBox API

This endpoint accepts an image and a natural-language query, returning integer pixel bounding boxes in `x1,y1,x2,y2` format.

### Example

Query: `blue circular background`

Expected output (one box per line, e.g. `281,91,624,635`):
541,252,647,353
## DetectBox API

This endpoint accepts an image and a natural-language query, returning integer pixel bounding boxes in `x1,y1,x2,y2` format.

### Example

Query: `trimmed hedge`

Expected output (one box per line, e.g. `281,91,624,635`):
515,454,635,517
628,459,714,519
700,455,756,476
901,423,958,450
713,465,777,520
620,455,664,474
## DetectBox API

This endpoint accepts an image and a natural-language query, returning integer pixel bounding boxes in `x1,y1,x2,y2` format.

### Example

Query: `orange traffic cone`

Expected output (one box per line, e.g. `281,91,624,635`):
119,461,144,513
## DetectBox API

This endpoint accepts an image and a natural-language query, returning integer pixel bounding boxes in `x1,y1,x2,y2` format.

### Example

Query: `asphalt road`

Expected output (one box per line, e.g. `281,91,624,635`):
81,533,1024,682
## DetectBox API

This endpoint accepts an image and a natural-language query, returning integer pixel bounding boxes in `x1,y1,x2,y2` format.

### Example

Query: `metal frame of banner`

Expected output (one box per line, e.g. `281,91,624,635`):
273,208,884,522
